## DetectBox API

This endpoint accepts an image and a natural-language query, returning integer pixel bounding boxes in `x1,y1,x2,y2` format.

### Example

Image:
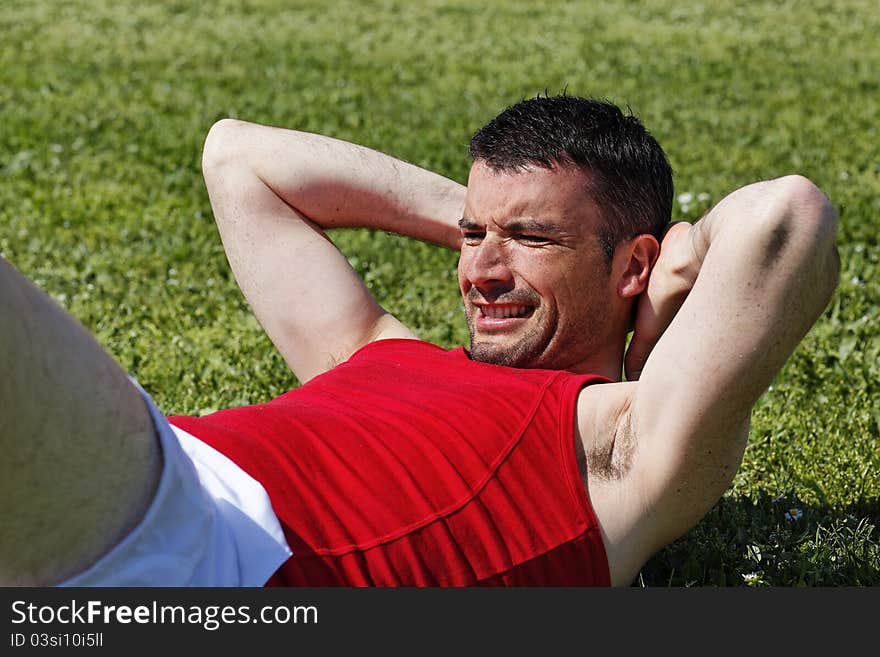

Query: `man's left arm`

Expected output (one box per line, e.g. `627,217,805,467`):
580,175,840,577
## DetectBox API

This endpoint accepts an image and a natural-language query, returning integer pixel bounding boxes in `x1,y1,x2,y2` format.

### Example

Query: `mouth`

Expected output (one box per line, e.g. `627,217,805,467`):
473,303,535,331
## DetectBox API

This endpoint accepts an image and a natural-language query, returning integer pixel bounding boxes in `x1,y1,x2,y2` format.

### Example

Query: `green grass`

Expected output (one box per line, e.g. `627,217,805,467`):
2,0,878,586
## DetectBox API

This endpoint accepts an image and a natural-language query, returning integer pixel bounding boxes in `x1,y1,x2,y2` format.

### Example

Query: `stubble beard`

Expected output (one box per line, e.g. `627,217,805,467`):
466,304,610,372
466,316,552,369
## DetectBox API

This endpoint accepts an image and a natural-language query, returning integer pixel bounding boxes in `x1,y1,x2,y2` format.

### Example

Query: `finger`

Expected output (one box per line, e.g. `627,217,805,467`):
625,295,660,381
661,220,692,240
624,333,655,381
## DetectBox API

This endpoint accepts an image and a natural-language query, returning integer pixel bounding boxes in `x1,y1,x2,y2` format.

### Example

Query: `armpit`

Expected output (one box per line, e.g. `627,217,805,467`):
587,408,636,481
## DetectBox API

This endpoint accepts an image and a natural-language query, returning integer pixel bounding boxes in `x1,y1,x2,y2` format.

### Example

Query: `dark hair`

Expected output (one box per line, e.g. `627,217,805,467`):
468,94,673,261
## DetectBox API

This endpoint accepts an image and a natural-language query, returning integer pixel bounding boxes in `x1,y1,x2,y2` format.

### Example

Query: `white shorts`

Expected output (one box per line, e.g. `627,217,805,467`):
59,379,292,587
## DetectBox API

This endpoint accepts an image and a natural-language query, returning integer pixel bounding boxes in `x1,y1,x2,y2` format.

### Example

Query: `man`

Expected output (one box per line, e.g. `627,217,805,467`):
1,95,839,587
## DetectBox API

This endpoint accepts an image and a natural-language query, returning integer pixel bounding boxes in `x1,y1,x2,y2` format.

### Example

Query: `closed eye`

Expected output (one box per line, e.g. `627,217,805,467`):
515,234,552,245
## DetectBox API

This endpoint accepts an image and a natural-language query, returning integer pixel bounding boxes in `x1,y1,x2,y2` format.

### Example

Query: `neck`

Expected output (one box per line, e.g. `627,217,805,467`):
563,328,627,381
565,347,623,381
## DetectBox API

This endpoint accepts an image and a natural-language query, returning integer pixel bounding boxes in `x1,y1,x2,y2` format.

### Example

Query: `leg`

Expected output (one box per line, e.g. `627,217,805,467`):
0,256,161,585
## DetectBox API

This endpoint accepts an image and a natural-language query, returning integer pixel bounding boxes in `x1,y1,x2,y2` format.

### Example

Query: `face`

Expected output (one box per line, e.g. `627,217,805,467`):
458,161,620,372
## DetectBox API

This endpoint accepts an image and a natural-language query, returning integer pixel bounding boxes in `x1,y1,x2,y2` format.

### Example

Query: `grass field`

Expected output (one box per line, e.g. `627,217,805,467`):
2,0,878,586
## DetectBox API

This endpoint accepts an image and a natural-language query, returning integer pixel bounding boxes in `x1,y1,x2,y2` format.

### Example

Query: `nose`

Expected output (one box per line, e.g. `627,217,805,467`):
463,235,514,294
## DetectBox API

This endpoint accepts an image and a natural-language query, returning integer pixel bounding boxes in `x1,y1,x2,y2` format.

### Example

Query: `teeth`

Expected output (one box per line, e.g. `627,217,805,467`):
482,304,529,319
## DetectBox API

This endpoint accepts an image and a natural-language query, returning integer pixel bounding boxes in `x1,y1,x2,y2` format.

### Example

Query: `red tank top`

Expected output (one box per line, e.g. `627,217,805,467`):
168,339,612,586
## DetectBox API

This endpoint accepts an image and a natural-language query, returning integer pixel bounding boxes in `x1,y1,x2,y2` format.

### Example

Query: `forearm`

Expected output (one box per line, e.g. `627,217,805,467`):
202,118,465,250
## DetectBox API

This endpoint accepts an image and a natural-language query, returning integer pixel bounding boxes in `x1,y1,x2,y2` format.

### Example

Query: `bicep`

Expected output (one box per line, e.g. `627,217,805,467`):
206,158,415,383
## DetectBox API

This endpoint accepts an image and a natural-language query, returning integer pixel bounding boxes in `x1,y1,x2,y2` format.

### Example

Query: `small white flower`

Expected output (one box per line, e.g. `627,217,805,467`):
771,494,784,504
784,508,803,521
677,192,694,205
681,204,691,213
742,572,761,583
697,192,711,202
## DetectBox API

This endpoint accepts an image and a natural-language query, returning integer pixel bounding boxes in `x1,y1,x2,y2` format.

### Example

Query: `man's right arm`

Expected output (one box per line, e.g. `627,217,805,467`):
201,119,466,383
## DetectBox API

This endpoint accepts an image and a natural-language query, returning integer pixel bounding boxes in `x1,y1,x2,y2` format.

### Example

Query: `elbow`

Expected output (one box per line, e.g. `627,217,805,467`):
201,118,250,178
785,174,840,288
773,175,838,251
764,175,840,298
774,174,838,242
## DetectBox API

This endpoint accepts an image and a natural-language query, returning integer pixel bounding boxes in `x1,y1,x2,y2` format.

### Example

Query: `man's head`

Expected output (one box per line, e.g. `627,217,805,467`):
458,94,673,376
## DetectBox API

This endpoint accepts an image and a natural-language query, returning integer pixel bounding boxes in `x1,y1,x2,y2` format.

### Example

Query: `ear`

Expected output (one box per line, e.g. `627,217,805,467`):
615,234,660,299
